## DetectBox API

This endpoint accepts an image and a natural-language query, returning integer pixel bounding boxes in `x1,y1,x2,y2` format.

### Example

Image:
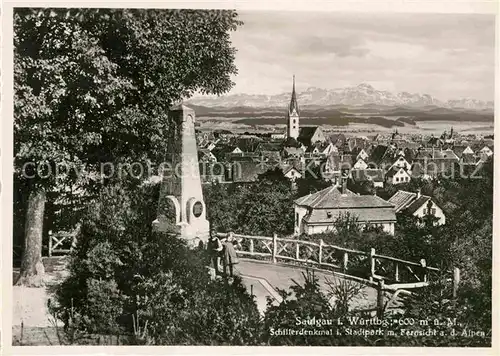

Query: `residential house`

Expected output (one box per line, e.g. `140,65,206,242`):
478,146,493,157
385,167,411,185
255,142,282,161
294,180,396,235
271,133,286,140
353,158,368,170
452,145,473,158
281,164,303,181
388,190,445,225
369,145,395,170
355,148,369,161
351,169,385,188
307,141,337,157
211,145,243,162
389,156,412,171
411,148,459,179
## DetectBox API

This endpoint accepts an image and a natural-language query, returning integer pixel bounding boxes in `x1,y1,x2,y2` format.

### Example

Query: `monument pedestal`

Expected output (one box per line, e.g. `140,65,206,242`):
153,104,210,247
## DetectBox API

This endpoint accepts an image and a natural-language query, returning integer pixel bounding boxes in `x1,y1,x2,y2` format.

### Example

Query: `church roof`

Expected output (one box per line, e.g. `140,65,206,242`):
288,75,299,116
298,126,321,146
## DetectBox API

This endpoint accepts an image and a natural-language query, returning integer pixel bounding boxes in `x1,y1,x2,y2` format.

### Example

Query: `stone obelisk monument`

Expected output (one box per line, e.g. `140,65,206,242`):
152,104,210,247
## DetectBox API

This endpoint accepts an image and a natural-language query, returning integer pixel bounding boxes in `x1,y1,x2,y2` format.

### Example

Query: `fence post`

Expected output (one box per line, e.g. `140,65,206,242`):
452,267,461,298
369,248,376,282
420,259,427,283
343,252,348,272
394,262,399,282
376,279,385,318
295,241,300,260
249,239,254,255
318,239,323,265
272,233,277,264
48,230,53,258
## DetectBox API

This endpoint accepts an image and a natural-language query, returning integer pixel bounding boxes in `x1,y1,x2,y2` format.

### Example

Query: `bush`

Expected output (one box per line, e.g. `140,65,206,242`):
52,181,262,345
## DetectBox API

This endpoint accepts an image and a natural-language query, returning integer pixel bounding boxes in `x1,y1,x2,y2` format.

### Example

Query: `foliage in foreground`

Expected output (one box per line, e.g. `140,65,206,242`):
52,182,262,345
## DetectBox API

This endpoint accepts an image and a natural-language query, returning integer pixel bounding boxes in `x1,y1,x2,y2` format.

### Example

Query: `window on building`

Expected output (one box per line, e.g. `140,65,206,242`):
293,119,296,124
395,177,399,182
423,208,427,214
431,208,436,215
296,213,299,226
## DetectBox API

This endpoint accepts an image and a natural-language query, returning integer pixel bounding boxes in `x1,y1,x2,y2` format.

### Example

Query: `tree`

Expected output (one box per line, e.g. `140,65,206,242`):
14,8,242,285
204,168,296,236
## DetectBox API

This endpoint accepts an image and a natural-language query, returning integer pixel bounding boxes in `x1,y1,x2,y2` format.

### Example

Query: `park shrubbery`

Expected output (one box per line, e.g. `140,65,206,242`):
51,181,262,345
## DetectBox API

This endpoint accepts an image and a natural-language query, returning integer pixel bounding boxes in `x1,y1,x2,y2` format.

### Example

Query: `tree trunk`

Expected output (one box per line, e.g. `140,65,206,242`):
15,186,46,287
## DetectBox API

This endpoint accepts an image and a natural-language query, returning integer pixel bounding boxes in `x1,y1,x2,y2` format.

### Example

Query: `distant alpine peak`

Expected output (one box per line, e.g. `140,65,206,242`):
356,83,374,89
187,83,493,111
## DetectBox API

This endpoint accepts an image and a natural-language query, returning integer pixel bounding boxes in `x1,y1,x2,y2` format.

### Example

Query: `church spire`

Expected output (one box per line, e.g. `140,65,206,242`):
289,75,299,115
286,75,300,140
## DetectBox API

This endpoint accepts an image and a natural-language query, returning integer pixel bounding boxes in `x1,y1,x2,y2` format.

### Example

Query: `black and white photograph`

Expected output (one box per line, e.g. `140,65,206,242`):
2,0,497,351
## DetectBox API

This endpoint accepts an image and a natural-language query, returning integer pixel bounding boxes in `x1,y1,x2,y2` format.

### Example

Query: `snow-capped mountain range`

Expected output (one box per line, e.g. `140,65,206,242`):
187,83,493,111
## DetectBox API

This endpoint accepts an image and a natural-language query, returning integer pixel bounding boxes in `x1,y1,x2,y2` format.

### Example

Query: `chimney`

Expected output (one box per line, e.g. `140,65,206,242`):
341,170,348,194
416,189,421,199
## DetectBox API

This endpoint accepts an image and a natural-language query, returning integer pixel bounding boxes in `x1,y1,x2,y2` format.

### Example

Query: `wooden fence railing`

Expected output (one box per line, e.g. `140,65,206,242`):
217,232,452,290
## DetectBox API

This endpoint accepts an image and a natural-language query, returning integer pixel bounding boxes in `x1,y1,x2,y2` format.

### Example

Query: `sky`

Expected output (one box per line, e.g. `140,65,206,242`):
227,11,495,101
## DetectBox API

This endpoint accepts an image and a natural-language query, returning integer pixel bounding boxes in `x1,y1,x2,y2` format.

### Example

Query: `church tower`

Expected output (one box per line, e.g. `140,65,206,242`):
287,75,300,139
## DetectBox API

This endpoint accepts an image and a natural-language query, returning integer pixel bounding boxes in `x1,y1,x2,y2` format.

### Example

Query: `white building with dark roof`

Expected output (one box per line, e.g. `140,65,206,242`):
388,190,445,226
294,179,396,236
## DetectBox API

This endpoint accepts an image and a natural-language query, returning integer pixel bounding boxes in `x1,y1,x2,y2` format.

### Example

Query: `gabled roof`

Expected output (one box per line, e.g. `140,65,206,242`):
351,169,385,183
388,190,417,212
303,207,396,224
405,196,431,215
233,138,261,153
306,141,332,153
211,145,239,160
451,145,467,158
295,185,394,210
385,166,409,178
369,145,391,165
256,142,281,152
281,163,302,176
298,126,321,146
